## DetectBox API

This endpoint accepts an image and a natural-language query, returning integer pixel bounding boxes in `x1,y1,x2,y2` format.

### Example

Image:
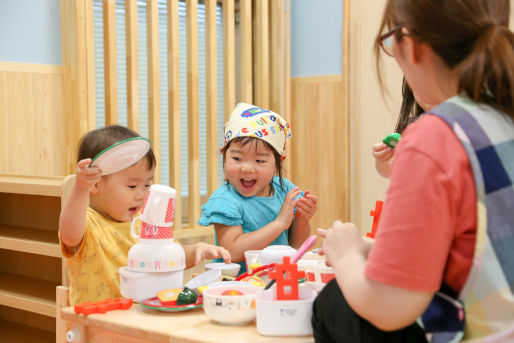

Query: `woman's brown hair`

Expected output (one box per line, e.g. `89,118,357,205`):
375,0,514,120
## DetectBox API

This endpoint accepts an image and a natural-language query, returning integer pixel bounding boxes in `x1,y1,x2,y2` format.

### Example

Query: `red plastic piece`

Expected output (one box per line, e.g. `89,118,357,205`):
268,256,305,300
234,263,276,281
74,298,133,316
366,200,384,238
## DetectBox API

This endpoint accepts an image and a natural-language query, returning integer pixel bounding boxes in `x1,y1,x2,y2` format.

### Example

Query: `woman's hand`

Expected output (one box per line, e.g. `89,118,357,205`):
318,221,366,267
193,242,231,265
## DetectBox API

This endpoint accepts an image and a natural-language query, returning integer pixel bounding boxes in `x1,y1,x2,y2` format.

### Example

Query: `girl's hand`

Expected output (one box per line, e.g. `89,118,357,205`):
275,187,302,230
75,158,102,192
295,190,318,221
194,242,231,265
318,221,366,267
372,142,394,162
372,143,394,178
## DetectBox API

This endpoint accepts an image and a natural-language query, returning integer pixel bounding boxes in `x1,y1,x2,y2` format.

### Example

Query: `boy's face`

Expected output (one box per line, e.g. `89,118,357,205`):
91,159,155,222
224,140,277,197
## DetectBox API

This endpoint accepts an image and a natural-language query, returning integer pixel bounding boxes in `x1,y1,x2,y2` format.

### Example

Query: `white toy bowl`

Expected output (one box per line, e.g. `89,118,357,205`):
256,288,317,336
119,266,183,302
185,269,223,295
260,245,296,265
203,285,261,325
127,240,185,272
204,262,241,277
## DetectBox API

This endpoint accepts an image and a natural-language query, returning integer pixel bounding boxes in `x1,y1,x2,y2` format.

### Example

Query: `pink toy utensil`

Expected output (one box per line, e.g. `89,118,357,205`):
264,235,318,290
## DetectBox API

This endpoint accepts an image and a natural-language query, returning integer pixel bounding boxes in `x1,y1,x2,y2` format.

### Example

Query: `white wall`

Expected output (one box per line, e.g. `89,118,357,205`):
348,0,403,230
0,0,61,64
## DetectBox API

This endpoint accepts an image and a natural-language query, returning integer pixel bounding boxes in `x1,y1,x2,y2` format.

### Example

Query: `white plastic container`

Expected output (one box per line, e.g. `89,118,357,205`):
119,266,183,302
255,288,317,336
127,239,185,273
203,285,261,325
260,245,296,265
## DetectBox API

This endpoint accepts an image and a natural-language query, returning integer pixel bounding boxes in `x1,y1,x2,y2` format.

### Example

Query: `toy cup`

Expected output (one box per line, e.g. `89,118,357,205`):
244,250,262,271
131,184,176,240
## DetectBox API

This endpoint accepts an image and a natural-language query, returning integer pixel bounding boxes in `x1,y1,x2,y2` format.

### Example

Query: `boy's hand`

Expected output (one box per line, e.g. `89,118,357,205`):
75,158,102,192
194,242,231,265
275,187,302,230
295,190,318,221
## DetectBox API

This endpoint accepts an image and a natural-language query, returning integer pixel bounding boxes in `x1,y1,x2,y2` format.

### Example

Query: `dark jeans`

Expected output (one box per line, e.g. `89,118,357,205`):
311,279,428,343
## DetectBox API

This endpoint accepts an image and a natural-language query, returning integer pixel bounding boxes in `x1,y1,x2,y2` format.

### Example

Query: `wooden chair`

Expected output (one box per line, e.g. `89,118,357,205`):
56,175,75,343
56,286,70,343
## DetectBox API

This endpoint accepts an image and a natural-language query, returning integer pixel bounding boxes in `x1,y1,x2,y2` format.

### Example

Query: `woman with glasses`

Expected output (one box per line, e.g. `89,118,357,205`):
312,1,514,342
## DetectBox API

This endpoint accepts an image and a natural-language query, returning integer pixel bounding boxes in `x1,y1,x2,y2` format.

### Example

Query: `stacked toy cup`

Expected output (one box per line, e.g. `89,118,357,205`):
119,184,186,302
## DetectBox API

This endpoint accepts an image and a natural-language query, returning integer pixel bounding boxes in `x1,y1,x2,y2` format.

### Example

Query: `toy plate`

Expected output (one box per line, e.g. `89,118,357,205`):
90,137,151,175
140,296,203,312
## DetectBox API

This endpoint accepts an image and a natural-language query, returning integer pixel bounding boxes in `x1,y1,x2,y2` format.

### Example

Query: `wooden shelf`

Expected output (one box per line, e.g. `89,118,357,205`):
0,319,54,343
0,225,61,258
0,272,58,317
0,174,64,197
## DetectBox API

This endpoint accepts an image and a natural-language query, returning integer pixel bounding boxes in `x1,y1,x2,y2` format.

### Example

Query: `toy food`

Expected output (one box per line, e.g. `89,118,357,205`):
382,133,401,148
157,288,181,304
176,287,198,305
221,289,243,296
240,275,265,288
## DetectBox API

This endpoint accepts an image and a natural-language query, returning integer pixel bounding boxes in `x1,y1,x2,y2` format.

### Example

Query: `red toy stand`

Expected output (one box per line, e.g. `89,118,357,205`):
268,256,305,300
366,200,384,238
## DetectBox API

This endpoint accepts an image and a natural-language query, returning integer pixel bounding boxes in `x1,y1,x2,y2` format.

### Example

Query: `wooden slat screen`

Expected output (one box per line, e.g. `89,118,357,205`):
88,0,289,234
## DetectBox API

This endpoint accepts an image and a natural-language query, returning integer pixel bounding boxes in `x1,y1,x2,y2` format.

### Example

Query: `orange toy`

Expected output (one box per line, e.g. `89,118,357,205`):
268,256,305,300
221,289,243,296
74,298,133,316
366,200,384,238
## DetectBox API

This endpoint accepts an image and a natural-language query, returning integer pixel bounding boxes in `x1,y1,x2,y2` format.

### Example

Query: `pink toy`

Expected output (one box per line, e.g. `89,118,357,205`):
366,200,383,238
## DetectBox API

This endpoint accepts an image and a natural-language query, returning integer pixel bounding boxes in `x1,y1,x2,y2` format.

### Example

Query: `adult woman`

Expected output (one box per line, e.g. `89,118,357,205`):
312,1,514,342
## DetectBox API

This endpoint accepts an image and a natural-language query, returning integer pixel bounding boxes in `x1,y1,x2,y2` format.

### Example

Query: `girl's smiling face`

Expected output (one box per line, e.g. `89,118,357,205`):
224,139,280,197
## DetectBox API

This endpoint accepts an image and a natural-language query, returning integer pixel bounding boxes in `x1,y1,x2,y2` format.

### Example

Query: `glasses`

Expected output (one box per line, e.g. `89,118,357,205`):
379,26,401,57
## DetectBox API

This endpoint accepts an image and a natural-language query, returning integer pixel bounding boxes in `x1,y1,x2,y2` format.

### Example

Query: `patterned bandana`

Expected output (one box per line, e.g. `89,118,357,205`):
223,103,292,155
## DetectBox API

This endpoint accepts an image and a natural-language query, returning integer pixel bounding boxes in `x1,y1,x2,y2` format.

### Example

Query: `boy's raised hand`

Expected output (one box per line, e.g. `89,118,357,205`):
295,190,318,221
275,187,302,230
194,242,231,265
75,158,102,192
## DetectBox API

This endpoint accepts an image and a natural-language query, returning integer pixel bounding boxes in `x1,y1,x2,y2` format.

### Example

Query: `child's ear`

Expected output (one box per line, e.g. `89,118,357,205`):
90,180,101,195
280,155,287,162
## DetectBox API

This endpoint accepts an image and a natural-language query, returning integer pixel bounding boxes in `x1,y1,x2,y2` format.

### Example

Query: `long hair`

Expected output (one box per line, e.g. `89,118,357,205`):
375,0,514,120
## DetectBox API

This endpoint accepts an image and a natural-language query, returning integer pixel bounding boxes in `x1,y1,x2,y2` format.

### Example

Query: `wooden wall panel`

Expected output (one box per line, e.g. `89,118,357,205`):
0,64,67,176
290,76,350,235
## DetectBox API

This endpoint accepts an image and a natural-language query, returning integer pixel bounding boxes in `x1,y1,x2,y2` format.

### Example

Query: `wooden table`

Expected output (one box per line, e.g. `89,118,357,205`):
61,304,314,343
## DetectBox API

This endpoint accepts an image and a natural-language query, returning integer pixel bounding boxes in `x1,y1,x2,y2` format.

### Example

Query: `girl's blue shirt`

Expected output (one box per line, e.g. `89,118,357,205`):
198,176,299,274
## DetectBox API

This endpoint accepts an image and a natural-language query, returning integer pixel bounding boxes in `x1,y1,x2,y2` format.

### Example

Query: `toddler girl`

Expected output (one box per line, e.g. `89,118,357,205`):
198,103,318,274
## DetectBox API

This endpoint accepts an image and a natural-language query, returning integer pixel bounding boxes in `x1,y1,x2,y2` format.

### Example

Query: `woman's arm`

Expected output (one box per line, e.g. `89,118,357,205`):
319,223,434,331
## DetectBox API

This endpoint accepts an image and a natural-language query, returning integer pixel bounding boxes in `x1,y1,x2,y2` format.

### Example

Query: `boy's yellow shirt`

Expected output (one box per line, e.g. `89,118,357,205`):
61,207,137,305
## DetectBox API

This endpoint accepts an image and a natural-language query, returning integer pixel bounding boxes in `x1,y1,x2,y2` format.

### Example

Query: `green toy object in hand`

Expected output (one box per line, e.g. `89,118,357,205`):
382,133,402,149
176,287,198,305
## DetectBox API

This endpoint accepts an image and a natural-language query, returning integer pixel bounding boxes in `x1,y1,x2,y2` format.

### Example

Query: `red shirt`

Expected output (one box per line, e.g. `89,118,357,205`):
365,114,477,293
